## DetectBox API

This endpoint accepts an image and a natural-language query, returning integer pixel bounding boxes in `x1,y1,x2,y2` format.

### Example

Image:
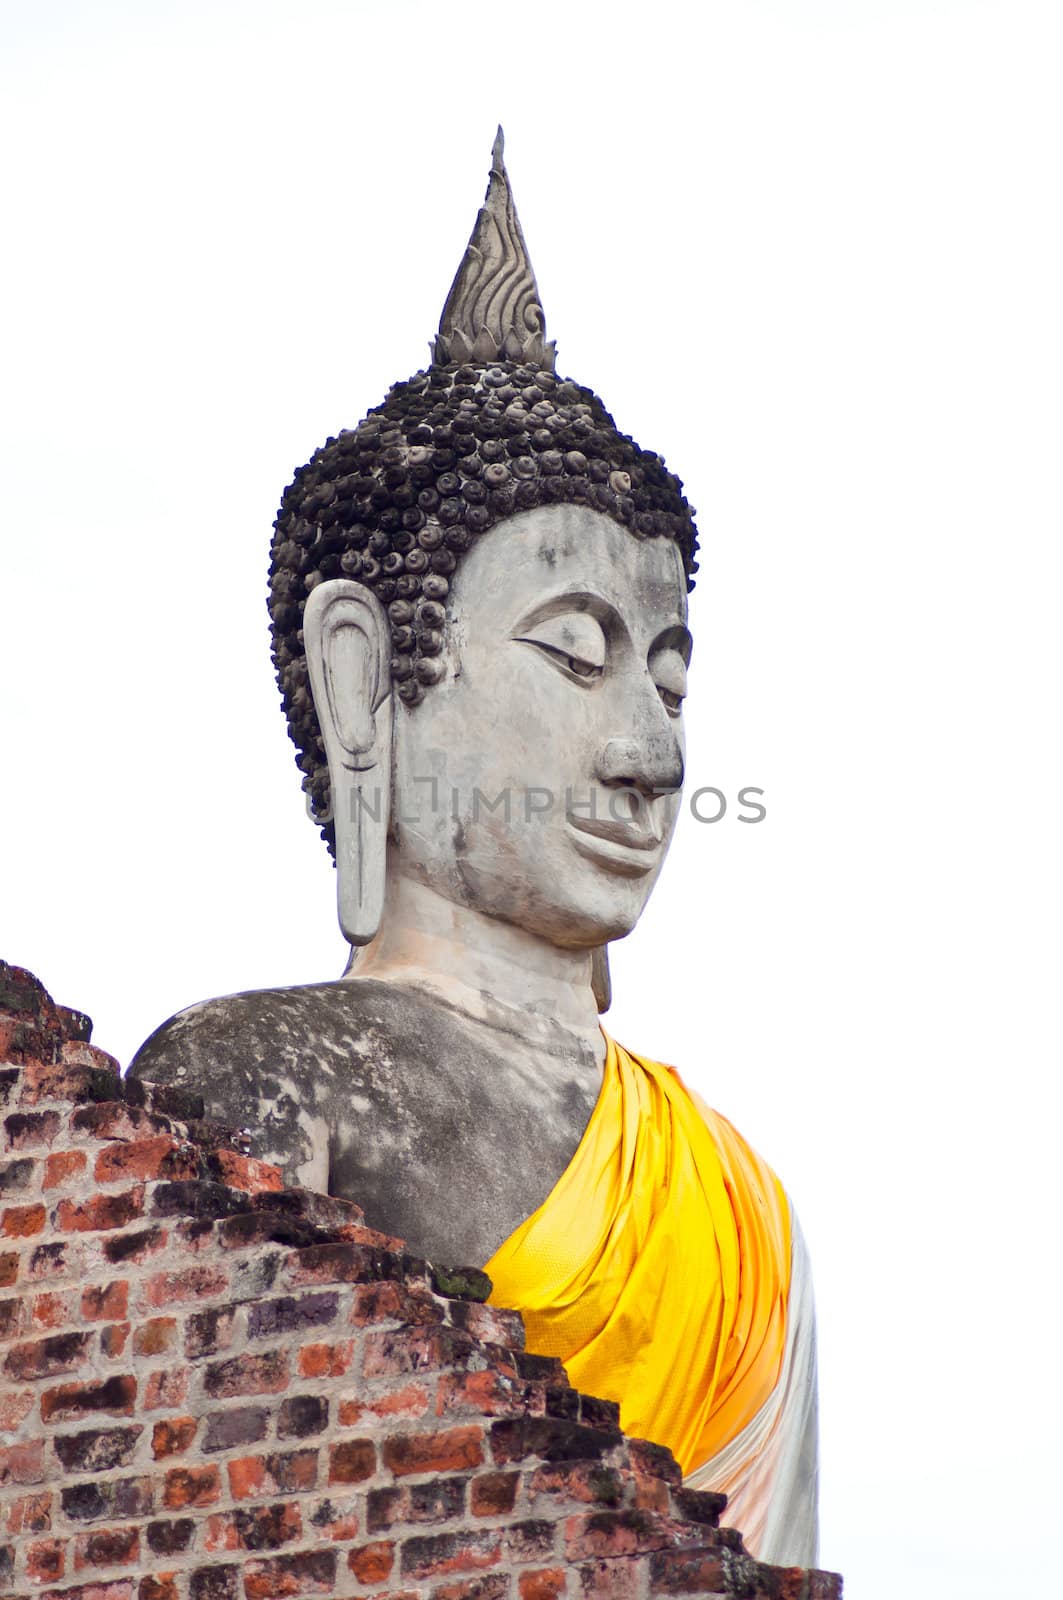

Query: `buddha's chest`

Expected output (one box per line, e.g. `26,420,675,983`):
322,1020,601,1267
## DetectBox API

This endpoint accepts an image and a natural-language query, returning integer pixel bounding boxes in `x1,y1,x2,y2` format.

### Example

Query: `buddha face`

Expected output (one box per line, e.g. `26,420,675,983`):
390,505,690,948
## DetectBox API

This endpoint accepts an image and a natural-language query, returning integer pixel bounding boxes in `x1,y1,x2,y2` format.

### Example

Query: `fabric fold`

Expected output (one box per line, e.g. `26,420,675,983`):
485,1034,795,1485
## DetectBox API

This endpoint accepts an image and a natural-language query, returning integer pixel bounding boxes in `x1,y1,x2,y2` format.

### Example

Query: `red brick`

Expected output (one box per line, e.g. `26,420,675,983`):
0,1292,26,1341
400,1529,502,1580
529,1464,625,1508
70,1102,165,1142
21,1055,118,1103
27,1535,67,1582
0,1249,18,1285
4,1109,61,1149
0,1153,35,1194
277,1394,327,1440
328,1438,376,1485
27,1238,76,1279
133,1317,177,1357
61,1475,154,1525
140,1578,178,1600
338,1221,406,1249
347,1541,395,1584
363,1325,486,1379
626,1440,680,1486
204,1349,289,1398
44,1149,88,1187
103,1224,167,1266
2,1201,46,1236
520,1575,568,1600
170,1219,220,1257
52,1425,143,1473
437,1369,538,1417
489,1418,616,1468
189,1567,239,1600
577,1559,641,1598
143,1266,228,1306
74,1525,140,1569
297,1340,354,1378
164,1465,221,1509
244,1548,337,1597
383,1425,484,1478
153,1417,198,1458
101,1321,131,1358
210,1151,284,1194
204,1502,302,1553
449,1301,525,1347
57,1187,145,1233
565,1510,677,1562
40,1374,136,1421
4,1329,93,1380
185,1306,237,1359
0,1387,34,1432
247,1292,338,1340
144,1368,190,1409
809,1576,843,1600
433,1580,510,1600
32,1288,77,1329
308,1500,359,1541
5,1490,52,1533
81,1280,129,1321
286,1240,402,1287
59,1043,119,1071
227,1450,318,1500
366,1477,465,1533
471,1472,520,1517
351,1278,445,1328
227,1456,267,1500
634,1475,669,1513
506,1521,556,1564
648,1549,729,1593
202,1406,270,1454
95,1136,199,1185
146,1519,195,1557
0,1438,45,1484
339,1381,429,1426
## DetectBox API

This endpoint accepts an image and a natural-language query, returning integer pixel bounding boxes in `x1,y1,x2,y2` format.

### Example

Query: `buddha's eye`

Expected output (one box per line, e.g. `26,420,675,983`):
514,612,607,686
566,655,600,679
651,646,687,718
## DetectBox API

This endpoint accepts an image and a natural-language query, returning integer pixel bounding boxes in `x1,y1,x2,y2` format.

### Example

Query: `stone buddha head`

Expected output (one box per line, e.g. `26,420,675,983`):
269,133,699,1003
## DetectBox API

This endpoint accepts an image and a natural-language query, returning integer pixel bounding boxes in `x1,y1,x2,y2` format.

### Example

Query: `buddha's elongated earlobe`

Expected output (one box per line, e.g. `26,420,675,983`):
304,580,393,945
591,946,612,1014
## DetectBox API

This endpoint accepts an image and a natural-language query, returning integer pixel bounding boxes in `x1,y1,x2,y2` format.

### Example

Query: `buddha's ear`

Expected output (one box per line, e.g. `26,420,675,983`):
304,579,393,946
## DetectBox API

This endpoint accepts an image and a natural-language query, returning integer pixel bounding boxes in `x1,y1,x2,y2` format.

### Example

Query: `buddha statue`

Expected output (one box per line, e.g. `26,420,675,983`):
131,132,819,1568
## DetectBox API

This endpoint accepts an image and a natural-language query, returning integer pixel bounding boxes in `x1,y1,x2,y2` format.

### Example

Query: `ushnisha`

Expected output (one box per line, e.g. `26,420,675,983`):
133,130,819,1567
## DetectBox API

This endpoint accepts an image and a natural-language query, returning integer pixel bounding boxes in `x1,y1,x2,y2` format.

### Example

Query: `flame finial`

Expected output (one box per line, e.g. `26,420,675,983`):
432,128,556,370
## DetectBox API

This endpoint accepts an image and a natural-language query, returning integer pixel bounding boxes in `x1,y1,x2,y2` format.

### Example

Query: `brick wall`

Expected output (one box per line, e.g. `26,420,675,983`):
0,964,841,1600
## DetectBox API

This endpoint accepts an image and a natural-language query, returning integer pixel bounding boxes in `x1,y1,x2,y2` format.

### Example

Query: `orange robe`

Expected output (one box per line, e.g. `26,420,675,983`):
485,1034,817,1564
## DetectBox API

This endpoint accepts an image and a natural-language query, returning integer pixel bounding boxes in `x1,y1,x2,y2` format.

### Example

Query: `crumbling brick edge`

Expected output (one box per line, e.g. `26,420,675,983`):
0,961,842,1600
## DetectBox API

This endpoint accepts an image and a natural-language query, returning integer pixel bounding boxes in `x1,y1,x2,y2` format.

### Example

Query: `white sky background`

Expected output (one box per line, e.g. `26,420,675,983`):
2,0,1061,1592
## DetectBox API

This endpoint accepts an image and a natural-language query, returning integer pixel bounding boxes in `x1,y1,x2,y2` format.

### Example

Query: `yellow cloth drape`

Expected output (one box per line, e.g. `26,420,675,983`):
485,1034,792,1475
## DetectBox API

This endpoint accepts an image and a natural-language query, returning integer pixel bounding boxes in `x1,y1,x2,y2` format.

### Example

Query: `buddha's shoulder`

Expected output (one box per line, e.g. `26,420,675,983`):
128,977,486,1100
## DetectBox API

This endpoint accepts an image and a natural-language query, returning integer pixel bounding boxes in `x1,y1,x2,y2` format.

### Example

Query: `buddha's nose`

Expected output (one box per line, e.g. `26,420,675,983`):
596,731,684,799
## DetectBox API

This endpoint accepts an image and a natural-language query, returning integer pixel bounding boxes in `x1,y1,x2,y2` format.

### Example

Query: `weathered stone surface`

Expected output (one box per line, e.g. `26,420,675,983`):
131,977,600,1268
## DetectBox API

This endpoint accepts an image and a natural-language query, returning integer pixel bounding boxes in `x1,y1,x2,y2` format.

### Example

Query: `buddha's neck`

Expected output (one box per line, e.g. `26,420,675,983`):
343,874,605,1068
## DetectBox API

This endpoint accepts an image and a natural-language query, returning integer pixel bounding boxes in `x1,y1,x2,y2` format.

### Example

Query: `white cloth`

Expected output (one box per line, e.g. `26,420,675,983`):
685,1207,819,1568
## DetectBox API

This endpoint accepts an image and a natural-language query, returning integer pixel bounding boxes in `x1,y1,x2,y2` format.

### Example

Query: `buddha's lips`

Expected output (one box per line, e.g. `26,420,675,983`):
565,811,663,876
